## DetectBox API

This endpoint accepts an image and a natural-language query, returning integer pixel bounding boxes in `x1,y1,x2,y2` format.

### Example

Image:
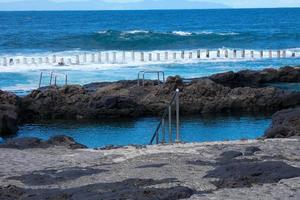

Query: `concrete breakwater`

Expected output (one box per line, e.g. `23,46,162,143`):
0,49,298,67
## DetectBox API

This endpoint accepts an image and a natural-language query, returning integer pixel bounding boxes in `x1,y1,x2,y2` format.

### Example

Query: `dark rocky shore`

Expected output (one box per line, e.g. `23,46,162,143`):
264,107,300,138
1,66,300,137
210,65,300,88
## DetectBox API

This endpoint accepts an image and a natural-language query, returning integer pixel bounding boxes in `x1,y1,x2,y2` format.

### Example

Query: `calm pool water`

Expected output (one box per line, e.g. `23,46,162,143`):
267,83,300,92
0,115,271,148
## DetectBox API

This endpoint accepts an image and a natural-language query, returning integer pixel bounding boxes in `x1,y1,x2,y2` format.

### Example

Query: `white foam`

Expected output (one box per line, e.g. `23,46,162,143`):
97,31,108,34
172,31,192,36
123,30,149,34
195,31,239,36
96,30,239,36
218,32,239,36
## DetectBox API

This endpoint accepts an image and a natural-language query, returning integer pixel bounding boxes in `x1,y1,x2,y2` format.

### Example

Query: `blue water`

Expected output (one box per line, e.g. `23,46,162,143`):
0,9,299,94
0,116,271,148
267,83,300,92
0,9,299,53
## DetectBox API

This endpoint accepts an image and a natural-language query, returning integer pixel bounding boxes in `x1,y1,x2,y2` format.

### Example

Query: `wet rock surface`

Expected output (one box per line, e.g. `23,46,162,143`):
205,161,300,189
0,179,194,200
0,135,87,149
19,71,300,122
265,107,300,138
0,139,299,199
209,66,300,88
8,167,107,186
0,91,20,136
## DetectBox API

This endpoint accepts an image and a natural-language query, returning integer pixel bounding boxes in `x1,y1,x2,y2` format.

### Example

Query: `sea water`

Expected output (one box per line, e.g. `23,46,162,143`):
0,116,271,148
0,8,299,94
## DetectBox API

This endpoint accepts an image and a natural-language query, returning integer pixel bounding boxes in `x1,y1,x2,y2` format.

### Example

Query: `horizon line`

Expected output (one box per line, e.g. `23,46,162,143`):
0,7,299,12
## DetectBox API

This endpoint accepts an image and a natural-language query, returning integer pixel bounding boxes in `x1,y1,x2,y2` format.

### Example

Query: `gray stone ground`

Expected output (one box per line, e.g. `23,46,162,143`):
0,139,300,199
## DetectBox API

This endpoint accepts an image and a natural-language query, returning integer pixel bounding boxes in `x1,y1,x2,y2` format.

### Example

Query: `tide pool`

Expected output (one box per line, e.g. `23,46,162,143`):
266,83,300,92
0,115,271,148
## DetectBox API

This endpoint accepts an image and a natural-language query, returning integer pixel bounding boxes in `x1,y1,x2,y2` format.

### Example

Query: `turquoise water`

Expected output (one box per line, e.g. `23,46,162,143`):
267,83,300,92
0,116,271,148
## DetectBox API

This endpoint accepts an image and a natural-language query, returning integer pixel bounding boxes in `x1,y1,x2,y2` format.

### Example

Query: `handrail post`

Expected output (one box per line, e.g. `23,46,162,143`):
142,72,145,87
65,75,68,86
50,72,53,85
162,118,165,144
241,50,245,58
156,130,159,144
38,72,43,88
54,76,57,86
168,105,172,143
175,89,180,143
132,51,135,61
157,72,160,86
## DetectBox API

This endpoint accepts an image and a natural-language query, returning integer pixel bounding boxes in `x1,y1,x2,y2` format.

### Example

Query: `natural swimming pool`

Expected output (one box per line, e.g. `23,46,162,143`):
0,115,271,148
266,83,300,92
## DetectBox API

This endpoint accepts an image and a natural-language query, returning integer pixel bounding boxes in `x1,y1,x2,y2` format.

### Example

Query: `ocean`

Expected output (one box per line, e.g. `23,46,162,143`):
0,8,300,94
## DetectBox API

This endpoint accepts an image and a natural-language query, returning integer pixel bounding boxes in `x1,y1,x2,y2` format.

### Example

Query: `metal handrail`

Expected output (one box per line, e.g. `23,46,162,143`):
137,71,165,87
38,71,68,88
50,72,68,86
149,89,180,145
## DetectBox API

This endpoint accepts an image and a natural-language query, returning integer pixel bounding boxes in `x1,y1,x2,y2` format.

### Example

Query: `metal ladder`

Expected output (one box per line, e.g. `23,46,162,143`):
38,71,68,88
137,71,165,87
149,89,180,145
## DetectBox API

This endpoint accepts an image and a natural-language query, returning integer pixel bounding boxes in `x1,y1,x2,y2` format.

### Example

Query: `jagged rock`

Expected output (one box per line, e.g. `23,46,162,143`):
205,161,300,188
0,179,194,200
18,75,300,122
218,150,243,161
244,146,261,156
0,135,87,149
166,75,184,90
47,135,87,149
209,66,300,88
0,91,20,136
264,107,300,138
0,137,46,149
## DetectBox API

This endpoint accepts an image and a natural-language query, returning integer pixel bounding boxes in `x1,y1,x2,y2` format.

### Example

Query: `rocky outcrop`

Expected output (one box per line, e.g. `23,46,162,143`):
264,107,300,138
0,91,20,136
209,66,300,88
0,135,87,149
170,79,300,114
18,77,300,122
20,84,143,122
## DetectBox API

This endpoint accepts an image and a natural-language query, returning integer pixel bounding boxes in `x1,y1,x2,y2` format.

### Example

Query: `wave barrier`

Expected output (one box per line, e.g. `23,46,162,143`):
0,49,299,67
